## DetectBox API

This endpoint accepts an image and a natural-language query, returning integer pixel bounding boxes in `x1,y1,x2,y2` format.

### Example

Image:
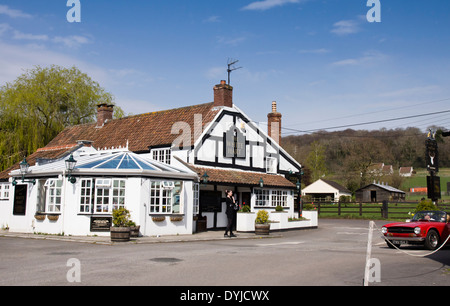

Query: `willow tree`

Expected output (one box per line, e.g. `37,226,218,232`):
0,65,117,171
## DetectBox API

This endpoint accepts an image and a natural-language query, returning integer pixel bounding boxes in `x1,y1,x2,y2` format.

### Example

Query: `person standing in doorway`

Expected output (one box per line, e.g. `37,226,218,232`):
225,190,237,237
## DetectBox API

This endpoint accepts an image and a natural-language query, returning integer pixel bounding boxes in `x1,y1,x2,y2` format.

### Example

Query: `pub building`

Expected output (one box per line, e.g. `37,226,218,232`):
0,81,316,237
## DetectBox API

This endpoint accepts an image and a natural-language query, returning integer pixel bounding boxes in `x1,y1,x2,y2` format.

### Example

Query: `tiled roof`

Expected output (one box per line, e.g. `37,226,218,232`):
192,166,295,188
46,102,219,152
0,145,77,180
0,103,218,180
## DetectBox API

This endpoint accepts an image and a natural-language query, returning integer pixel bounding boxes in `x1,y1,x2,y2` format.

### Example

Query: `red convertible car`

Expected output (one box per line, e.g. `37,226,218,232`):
382,210,450,250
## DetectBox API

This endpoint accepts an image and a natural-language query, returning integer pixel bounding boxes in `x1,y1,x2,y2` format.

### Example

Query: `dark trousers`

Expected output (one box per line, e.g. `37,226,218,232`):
225,216,233,234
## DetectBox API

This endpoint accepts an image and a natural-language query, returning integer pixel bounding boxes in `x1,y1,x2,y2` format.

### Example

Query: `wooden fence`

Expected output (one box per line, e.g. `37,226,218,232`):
303,201,450,219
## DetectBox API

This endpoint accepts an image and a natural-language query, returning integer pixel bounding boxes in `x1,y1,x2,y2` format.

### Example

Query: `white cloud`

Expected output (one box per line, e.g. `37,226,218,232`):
331,20,360,36
13,30,49,41
331,51,387,67
242,0,300,11
0,5,32,18
217,36,247,46
298,48,330,54
0,23,11,36
52,35,91,48
203,16,221,23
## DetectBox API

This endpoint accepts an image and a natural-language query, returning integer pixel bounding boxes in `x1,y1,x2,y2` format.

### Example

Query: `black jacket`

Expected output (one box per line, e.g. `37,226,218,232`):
225,196,235,217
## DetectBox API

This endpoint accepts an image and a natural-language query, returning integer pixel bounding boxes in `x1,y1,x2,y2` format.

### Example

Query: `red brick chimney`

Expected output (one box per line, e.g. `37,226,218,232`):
97,104,114,127
213,80,233,108
268,101,282,145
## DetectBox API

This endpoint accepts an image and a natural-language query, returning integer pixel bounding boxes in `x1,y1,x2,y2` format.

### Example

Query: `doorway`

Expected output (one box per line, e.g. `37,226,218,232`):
370,190,377,202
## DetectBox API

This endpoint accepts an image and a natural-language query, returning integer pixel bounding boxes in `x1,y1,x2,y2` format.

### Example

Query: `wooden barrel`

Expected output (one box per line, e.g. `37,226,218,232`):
110,227,131,242
255,223,270,235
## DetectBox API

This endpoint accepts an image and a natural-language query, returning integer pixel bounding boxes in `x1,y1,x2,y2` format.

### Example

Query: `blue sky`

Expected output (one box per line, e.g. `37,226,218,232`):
1,0,450,135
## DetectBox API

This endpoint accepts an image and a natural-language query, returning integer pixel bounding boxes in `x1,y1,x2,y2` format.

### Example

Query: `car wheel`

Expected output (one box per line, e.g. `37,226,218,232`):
386,240,401,249
424,230,440,250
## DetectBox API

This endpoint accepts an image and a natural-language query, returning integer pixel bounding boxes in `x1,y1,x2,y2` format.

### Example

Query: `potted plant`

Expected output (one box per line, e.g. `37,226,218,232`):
128,221,141,238
110,207,131,242
255,209,270,235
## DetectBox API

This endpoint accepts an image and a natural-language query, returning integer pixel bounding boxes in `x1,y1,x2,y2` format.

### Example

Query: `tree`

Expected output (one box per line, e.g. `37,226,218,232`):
306,141,327,181
0,65,119,171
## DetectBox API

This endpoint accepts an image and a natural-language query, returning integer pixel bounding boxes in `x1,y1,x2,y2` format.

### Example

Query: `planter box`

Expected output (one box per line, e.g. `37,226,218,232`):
237,210,318,232
237,213,255,232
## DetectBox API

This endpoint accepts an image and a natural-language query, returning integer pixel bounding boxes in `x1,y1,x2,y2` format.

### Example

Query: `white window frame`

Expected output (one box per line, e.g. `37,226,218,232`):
266,157,277,174
254,188,289,207
0,184,10,200
149,180,182,214
94,178,126,214
151,148,171,164
193,183,200,215
79,178,93,213
45,179,63,213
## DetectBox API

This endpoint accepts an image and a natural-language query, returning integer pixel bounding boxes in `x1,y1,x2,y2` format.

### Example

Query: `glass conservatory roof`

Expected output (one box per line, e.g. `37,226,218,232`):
75,151,183,172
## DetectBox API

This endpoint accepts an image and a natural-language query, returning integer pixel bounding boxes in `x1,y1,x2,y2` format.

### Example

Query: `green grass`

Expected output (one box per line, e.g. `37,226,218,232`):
401,168,450,201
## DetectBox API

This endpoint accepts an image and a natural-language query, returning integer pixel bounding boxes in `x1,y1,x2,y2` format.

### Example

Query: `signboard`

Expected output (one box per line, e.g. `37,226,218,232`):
427,175,441,200
13,185,27,216
224,126,246,159
90,216,112,232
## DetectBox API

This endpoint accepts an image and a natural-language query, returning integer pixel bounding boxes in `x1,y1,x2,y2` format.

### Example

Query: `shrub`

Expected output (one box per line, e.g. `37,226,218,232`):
239,205,251,213
255,210,269,224
275,205,284,212
415,199,437,213
112,207,131,227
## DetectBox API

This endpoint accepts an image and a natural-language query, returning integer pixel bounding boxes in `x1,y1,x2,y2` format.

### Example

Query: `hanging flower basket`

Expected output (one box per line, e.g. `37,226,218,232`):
47,214,60,221
34,214,46,221
170,216,184,222
152,216,166,222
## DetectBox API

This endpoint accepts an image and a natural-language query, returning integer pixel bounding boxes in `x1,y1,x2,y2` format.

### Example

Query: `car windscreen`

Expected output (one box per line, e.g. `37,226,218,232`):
412,211,446,222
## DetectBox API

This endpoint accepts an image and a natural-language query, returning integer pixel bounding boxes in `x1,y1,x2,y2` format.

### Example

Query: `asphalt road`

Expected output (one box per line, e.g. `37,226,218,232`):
1,219,449,286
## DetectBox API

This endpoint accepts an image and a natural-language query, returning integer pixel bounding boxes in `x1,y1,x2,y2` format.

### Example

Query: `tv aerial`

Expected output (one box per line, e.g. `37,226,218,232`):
227,59,242,85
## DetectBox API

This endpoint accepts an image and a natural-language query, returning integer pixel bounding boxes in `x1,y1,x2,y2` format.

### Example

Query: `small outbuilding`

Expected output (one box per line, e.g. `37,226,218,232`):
302,179,352,202
355,182,405,202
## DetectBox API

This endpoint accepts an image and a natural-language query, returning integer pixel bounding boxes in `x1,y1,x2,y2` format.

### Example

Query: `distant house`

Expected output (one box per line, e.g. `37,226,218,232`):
302,179,352,202
355,182,405,202
368,163,393,176
399,167,414,177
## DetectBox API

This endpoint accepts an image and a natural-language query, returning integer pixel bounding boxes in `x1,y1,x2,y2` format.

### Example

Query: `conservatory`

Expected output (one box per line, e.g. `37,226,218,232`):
4,148,199,236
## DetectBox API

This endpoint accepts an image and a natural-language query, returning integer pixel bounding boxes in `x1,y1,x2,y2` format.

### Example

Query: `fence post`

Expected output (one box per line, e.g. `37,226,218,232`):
338,201,341,216
359,202,362,216
382,200,388,219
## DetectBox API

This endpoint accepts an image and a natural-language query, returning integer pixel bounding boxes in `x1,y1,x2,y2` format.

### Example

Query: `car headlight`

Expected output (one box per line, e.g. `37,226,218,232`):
414,227,421,235
381,227,387,234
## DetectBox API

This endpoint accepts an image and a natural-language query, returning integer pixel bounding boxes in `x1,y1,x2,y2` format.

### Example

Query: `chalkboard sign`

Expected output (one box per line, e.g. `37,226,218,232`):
13,185,27,216
200,191,222,212
90,216,112,232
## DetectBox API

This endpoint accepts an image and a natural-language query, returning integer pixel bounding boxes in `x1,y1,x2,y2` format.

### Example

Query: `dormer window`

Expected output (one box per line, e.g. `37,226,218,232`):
151,148,171,164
